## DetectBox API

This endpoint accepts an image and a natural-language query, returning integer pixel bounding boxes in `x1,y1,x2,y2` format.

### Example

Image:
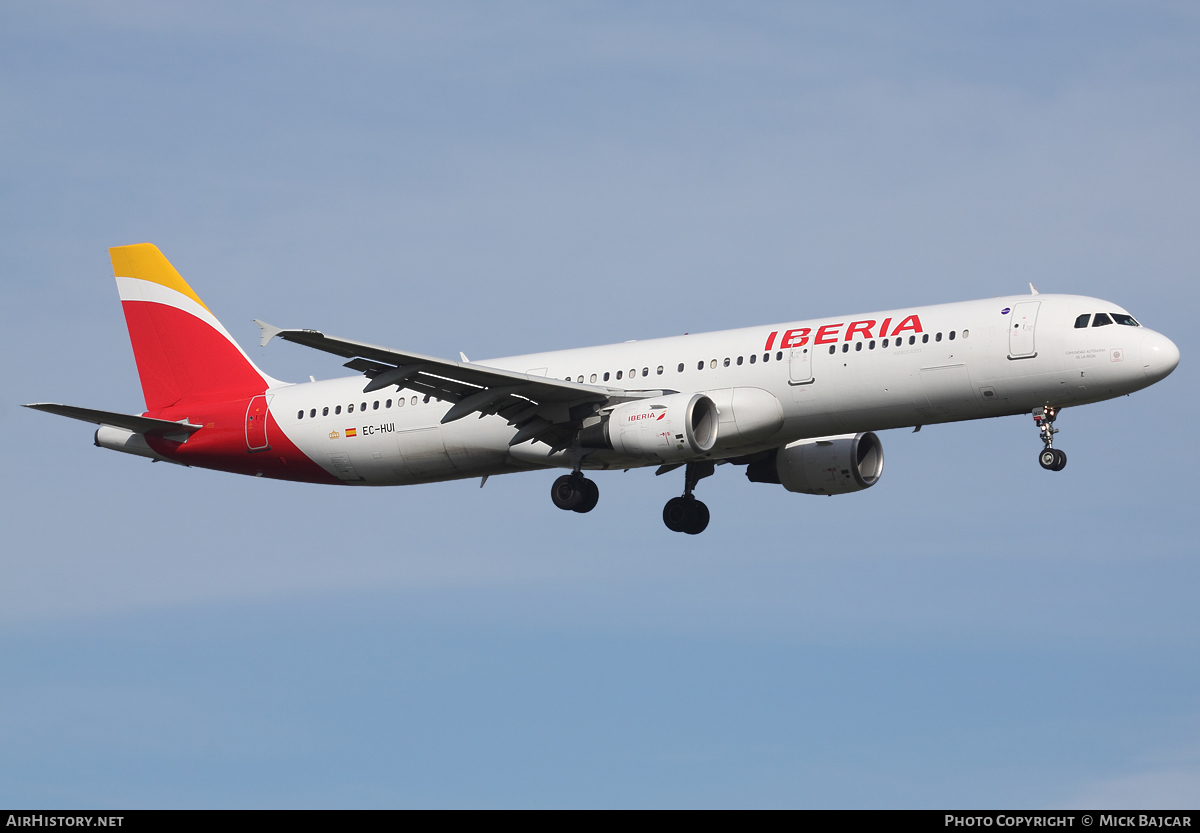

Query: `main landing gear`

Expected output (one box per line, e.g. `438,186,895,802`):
551,472,600,513
663,461,714,535
1033,406,1067,472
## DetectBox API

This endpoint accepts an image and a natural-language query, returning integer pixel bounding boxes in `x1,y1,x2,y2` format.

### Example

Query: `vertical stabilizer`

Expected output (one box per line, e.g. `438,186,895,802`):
110,244,280,411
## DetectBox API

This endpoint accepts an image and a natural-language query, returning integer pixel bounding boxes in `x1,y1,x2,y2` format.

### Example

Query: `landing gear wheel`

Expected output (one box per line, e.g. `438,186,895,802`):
663,496,692,532
1038,448,1067,471
663,496,710,534
551,474,584,511
573,478,600,513
685,501,710,535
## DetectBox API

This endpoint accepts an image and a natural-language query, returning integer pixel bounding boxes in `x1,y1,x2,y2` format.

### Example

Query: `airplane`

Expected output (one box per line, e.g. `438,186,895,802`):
27,243,1180,534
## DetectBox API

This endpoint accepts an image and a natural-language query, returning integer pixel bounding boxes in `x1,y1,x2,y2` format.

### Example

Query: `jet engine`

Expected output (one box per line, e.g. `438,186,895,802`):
580,392,718,462
746,432,884,495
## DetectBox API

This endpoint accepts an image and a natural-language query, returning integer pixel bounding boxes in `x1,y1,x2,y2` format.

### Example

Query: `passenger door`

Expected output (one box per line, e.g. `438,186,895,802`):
789,347,813,385
1009,301,1040,358
245,394,271,451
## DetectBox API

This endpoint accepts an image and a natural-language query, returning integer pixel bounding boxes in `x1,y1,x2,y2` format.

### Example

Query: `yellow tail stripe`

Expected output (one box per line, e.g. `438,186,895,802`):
109,243,211,313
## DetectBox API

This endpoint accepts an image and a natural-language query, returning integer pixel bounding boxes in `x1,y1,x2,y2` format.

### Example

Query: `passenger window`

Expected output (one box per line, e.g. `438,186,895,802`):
829,345,835,354
348,403,354,413
642,368,649,377
736,356,743,365
616,370,623,380
842,344,849,353
723,358,730,367
603,372,610,381
855,342,862,352
657,366,663,375
323,407,329,416
882,339,889,348
629,368,636,378
677,363,684,373
922,334,929,344
749,354,756,364
361,402,367,411
776,351,782,361
1112,313,1139,327
949,331,956,341
385,400,391,408
762,353,769,362
869,340,876,350
336,405,342,414
590,374,597,383
909,336,916,345
936,333,942,342
963,330,969,338
373,400,379,410
397,398,404,407
310,409,316,418
411,396,418,405
710,359,717,369
297,410,304,419
697,361,704,370
1093,313,1113,327
577,376,584,383
1074,314,1090,329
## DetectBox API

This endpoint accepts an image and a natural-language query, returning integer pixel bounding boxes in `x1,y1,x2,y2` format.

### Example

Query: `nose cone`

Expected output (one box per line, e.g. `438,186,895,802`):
1141,331,1180,383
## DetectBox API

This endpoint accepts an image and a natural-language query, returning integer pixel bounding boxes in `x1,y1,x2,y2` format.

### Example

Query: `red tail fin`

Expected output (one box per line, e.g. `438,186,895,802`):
110,244,277,411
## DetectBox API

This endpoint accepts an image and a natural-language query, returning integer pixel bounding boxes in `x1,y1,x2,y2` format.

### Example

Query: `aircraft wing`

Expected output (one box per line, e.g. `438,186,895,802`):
23,403,202,439
256,321,662,447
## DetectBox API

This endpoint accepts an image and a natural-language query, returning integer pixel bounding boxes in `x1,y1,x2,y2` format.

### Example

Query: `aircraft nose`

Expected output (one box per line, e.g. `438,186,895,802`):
1141,331,1180,382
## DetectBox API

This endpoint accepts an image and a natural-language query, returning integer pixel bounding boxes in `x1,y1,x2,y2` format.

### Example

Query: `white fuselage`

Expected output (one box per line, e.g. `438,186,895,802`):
267,293,1176,485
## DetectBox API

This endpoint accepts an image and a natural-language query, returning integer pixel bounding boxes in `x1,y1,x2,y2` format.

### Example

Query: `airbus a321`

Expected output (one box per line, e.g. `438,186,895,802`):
27,244,1180,534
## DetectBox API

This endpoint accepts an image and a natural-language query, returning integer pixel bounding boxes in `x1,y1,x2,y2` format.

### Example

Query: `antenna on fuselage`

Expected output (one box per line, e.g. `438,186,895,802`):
1029,283,1039,295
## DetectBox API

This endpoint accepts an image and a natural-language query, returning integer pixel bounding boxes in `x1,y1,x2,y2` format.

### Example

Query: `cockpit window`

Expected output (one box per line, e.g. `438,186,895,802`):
1074,314,1090,329
1092,313,1113,327
1111,313,1140,327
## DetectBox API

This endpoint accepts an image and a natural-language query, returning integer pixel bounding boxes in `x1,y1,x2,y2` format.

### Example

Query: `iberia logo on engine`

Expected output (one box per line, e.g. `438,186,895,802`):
629,411,667,422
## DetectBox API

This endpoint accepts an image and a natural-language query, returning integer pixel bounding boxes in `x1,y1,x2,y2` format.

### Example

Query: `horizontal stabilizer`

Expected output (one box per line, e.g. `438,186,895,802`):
24,403,203,439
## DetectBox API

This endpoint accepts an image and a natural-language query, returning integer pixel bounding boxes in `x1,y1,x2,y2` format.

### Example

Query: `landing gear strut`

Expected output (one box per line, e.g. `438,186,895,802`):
663,461,714,535
1033,406,1067,471
551,472,599,513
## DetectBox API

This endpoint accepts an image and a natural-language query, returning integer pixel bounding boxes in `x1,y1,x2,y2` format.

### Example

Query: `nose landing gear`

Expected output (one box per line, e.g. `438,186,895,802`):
551,472,600,513
1033,406,1067,471
663,461,714,534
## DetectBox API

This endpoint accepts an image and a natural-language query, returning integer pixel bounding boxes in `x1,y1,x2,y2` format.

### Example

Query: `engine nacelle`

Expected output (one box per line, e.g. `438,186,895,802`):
747,432,884,495
581,392,718,462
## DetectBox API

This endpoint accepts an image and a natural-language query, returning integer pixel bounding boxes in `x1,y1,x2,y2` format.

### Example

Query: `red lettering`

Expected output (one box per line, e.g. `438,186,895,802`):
878,318,891,341
764,331,778,351
890,315,923,336
780,328,811,348
844,320,876,341
814,323,844,345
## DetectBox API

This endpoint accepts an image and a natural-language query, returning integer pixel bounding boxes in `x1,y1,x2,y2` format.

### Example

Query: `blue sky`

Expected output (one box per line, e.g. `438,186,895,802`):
1,1,1198,808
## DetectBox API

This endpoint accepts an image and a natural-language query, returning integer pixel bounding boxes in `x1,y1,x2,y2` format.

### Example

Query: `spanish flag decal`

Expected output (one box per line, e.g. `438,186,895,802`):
346,428,357,437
